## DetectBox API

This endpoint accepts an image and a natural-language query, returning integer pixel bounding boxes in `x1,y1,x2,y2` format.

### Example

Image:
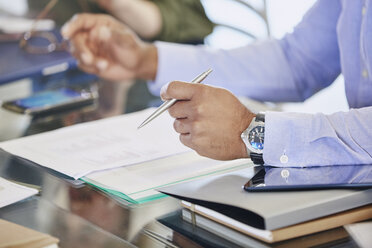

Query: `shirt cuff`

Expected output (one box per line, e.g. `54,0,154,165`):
264,111,313,167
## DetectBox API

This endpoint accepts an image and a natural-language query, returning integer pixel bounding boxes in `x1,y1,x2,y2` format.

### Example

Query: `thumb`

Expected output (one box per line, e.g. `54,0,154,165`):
110,27,138,48
108,28,142,67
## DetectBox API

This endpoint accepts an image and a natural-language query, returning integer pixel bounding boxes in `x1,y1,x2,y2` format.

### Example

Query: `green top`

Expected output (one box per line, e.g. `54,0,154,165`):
153,0,214,43
27,0,214,43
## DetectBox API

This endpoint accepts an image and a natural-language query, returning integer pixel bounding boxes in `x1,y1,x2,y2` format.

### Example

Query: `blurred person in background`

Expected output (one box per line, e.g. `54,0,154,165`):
28,0,213,115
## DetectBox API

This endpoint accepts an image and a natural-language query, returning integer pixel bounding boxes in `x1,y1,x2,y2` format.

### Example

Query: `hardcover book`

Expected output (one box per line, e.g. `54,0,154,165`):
159,167,372,239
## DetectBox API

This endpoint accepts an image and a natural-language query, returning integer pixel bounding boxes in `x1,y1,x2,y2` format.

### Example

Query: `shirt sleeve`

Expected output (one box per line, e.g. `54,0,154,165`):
264,107,372,167
149,0,341,102
149,0,371,167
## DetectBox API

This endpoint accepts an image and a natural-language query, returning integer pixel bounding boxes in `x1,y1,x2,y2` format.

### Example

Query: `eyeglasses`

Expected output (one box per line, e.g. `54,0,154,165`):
19,0,69,54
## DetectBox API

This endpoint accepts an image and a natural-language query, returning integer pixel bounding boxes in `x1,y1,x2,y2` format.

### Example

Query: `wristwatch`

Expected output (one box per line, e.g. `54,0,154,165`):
241,112,265,164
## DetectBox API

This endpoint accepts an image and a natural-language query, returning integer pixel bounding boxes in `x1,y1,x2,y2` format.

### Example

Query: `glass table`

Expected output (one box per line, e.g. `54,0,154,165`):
0,77,365,248
0,148,362,248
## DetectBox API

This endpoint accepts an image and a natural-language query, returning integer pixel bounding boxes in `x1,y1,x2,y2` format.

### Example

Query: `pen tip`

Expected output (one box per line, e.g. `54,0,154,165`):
137,123,145,129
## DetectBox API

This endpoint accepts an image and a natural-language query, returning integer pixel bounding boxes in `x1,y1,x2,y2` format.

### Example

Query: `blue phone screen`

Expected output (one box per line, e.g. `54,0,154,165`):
15,88,82,109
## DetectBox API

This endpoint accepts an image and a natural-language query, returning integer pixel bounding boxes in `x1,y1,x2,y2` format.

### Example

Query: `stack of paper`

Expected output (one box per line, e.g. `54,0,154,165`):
0,177,38,208
0,108,252,204
83,152,250,204
0,108,190,179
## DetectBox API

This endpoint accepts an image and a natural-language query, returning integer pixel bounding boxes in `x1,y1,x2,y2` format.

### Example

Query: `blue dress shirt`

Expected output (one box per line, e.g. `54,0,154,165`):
149,0,372,167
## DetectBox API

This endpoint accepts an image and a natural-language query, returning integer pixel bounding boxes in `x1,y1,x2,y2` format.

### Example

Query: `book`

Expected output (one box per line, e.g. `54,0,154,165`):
0,219,59,248
181,202,372,243
0,29,77,86
159,167,372,231
157,209,352,248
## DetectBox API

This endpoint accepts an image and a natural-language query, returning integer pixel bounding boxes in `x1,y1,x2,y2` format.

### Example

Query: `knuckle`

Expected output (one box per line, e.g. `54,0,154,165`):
193,105,205,117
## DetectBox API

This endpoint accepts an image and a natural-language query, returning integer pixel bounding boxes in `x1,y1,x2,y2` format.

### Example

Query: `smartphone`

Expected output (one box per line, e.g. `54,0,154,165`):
243,164,372,192
2,87,98,116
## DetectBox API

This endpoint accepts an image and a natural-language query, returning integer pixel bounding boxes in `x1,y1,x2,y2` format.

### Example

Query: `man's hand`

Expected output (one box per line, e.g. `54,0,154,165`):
61,14,158,81
161,81,256,160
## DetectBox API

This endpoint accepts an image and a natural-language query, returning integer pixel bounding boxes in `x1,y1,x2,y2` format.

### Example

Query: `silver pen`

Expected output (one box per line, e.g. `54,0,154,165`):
138,68,212,129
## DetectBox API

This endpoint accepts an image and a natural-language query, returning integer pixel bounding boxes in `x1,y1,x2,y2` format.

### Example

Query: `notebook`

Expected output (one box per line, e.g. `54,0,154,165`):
159,167,372,230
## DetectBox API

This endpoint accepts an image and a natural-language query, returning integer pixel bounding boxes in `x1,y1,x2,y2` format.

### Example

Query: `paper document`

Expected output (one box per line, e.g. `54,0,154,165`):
0,108,190,179
0,177,38,208
83,152,251,204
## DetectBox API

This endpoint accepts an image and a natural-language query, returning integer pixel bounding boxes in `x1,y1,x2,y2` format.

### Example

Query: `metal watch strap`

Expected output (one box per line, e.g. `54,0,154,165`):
250,112,265,165
255,112,265,122
250,152,264,165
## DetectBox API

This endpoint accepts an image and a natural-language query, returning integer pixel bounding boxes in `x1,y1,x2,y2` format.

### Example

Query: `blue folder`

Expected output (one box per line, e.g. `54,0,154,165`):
0,31,78,86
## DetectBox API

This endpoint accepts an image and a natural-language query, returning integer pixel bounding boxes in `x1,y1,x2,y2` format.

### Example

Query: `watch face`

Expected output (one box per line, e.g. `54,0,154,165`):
248,126,265,150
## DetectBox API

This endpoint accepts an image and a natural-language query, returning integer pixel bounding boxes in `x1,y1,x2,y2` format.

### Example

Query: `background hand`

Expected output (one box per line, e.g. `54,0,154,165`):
62,14,157,81
161,81,255,160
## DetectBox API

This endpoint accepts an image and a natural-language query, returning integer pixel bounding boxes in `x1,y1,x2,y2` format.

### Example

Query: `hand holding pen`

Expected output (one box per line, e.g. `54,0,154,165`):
138,69,212,129
158,71,255,161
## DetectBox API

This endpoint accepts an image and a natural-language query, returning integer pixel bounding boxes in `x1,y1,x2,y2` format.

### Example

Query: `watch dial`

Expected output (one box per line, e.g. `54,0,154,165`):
248,126,264,150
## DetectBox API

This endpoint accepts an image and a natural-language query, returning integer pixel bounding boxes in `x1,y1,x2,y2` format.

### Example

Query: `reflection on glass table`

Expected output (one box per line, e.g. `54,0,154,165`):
0,148,180,246
0,197,133,248
244,164,372,192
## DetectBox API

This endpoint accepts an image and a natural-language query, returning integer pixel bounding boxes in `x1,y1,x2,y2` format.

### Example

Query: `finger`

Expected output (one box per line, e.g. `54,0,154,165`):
160,81,198,101
97,63,136,81
168,100,192,119
89,27,134,74
111,28,137,48
89,25,112,43
109,28,140,66
173,118,191,134
179,133,193,149
71,32,95,66
86,26,117,68
62,13,111,39
76,61,98,75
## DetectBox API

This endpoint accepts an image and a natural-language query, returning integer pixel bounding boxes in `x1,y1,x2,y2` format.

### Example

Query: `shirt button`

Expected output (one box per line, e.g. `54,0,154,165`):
362,6,367,15
362,69,368,79
280,155,288,164
281,169,290,178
